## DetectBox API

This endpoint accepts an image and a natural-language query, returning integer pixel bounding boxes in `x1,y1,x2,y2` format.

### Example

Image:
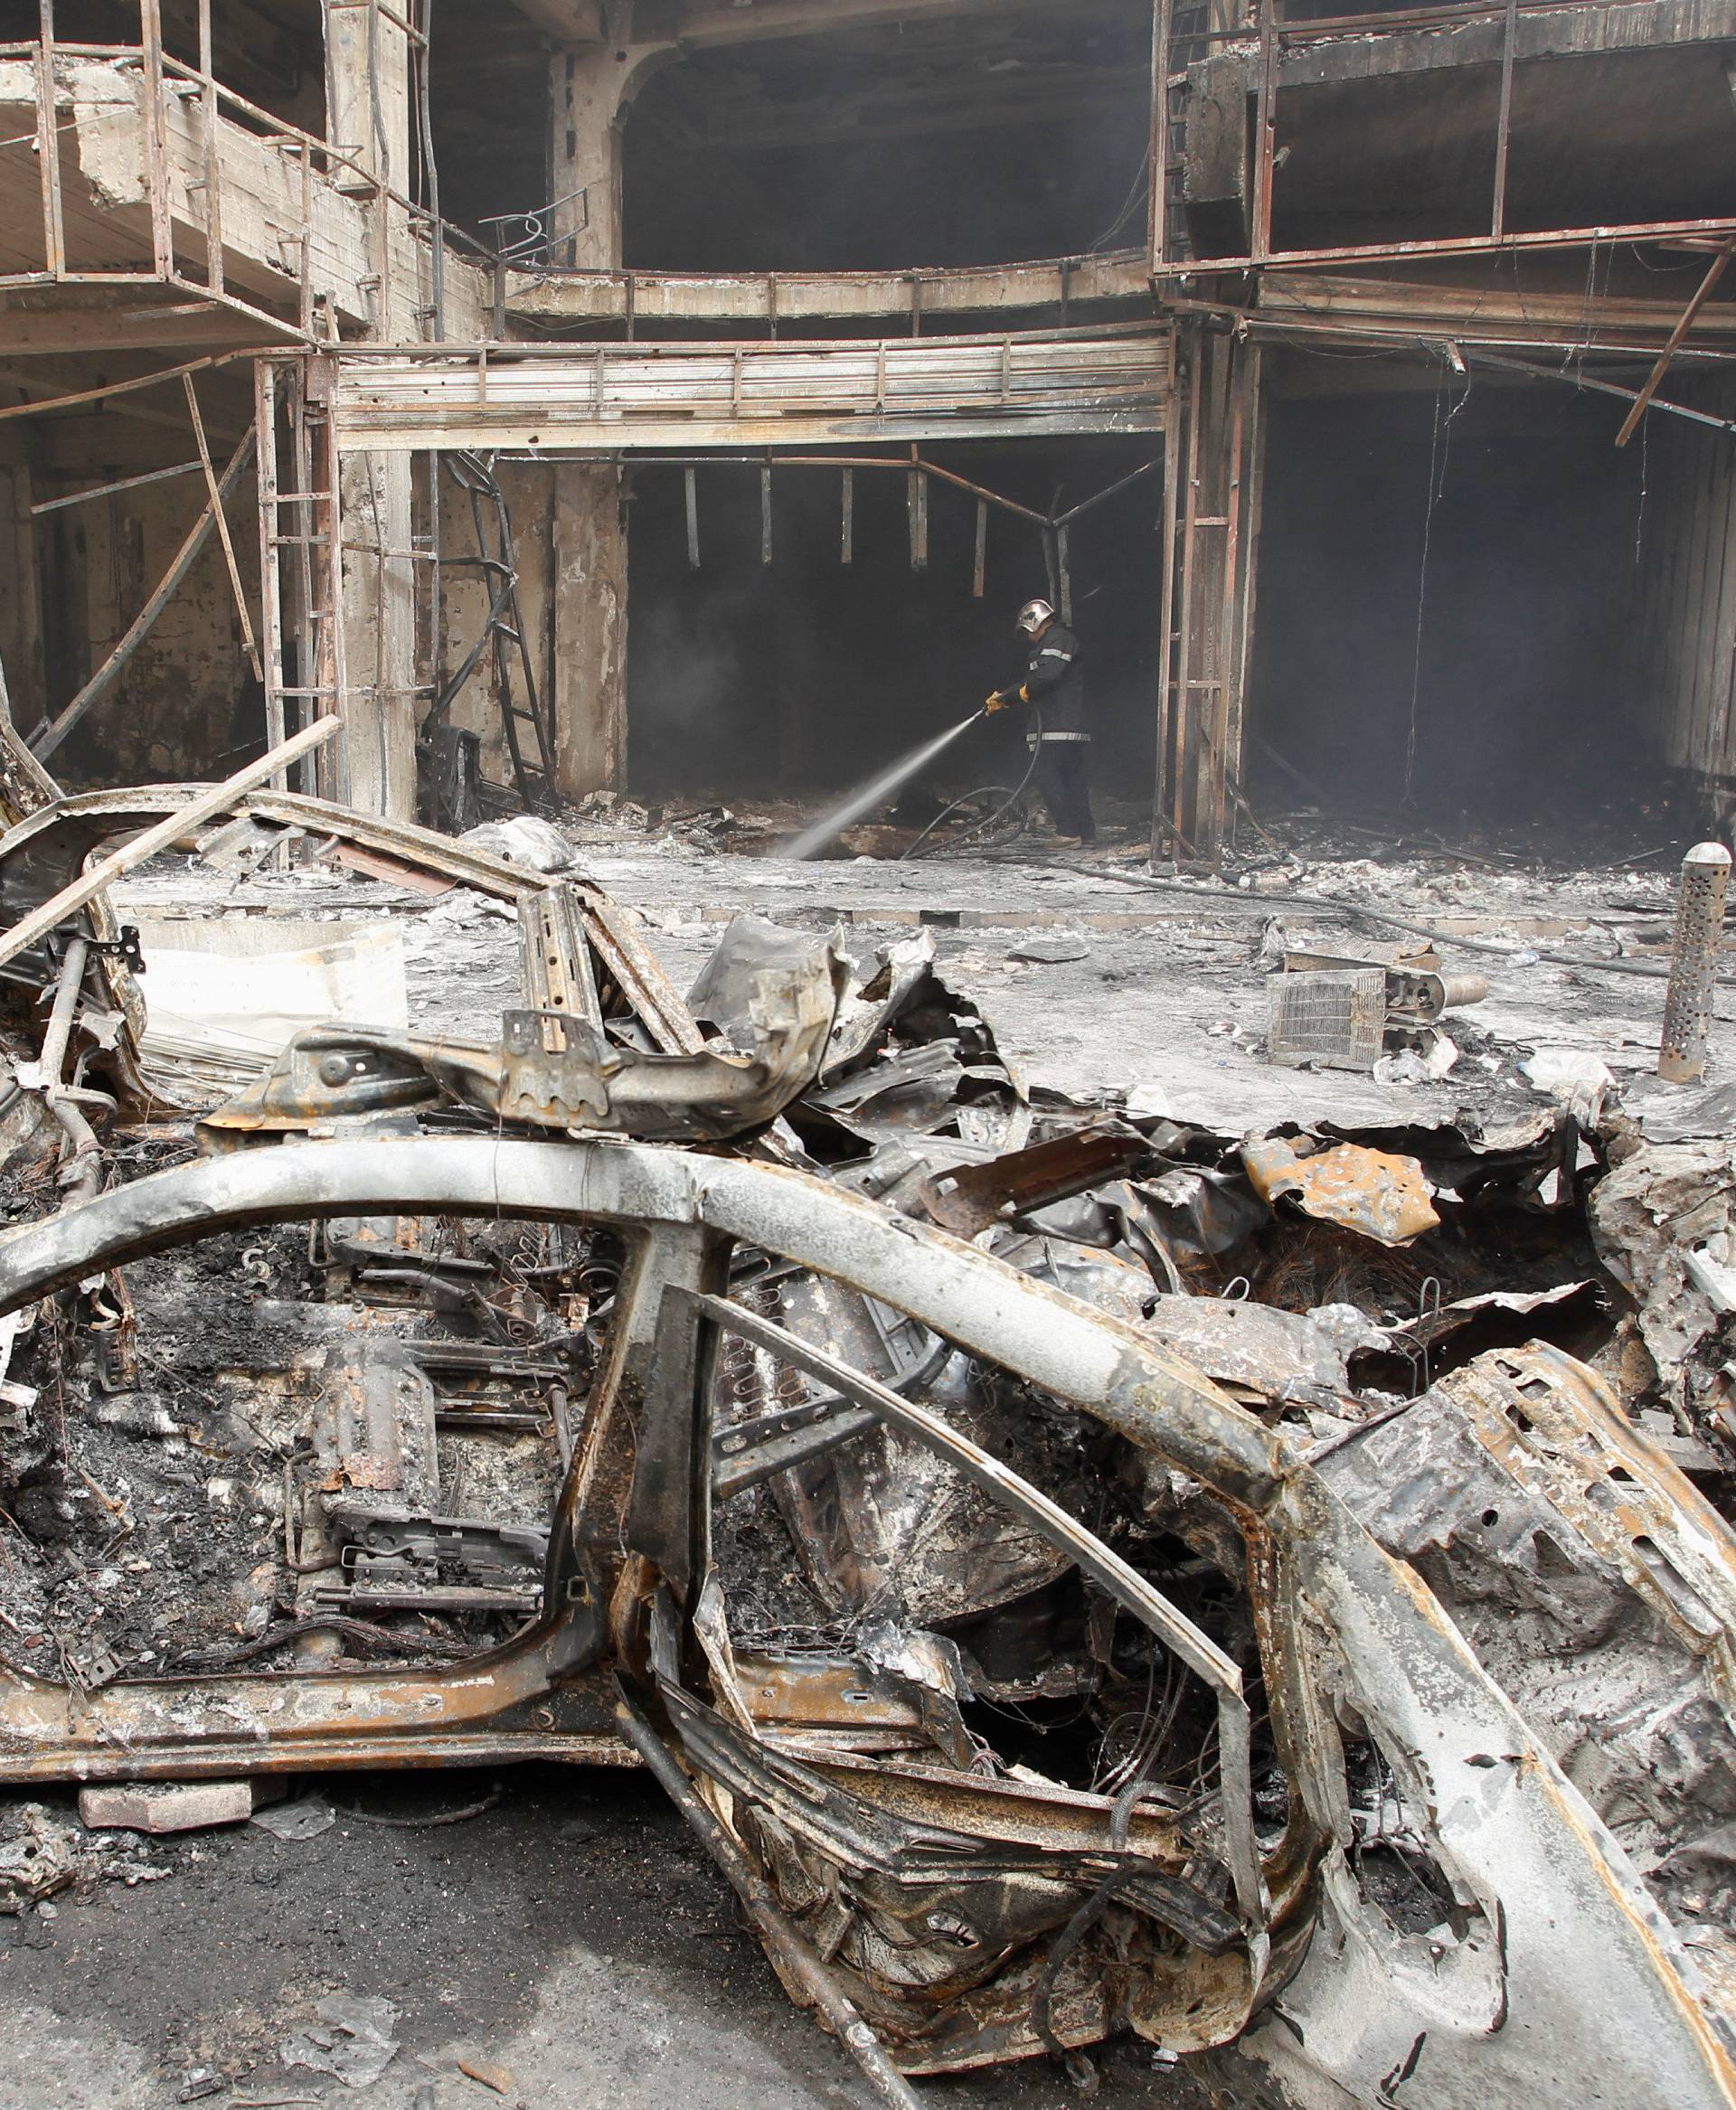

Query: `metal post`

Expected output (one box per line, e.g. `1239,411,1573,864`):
291,364,320,772
307,357,348,803
1230,341,1267,823
198,0,223,294
139,0,174,278
1148,0,1170,274
1209,340,1249,852
427,447,444,746
1252,0,1278,263
1490,0,1518,239
255,359,288,760
1173,325,1205,851
1151,327,1183,866
1659,842,1731,1083
35,0,64,278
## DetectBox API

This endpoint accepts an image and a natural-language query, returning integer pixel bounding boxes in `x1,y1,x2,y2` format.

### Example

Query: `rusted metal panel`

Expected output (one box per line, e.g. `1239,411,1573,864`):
1241,1135,1441,1245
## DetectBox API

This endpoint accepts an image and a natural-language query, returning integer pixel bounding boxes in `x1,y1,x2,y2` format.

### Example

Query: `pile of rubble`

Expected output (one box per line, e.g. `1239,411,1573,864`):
0,721,1731,2110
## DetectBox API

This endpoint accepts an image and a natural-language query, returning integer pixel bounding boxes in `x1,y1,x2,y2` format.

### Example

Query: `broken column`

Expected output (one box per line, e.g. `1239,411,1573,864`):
543,42,664,798
326,0,418,821
1658,839,1731,1082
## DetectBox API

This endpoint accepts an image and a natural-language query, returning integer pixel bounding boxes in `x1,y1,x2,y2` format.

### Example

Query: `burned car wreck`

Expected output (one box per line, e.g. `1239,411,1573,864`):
0,747,1732,2110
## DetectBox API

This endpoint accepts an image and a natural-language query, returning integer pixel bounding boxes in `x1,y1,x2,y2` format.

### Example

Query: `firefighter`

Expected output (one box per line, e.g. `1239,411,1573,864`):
986,597,1096,846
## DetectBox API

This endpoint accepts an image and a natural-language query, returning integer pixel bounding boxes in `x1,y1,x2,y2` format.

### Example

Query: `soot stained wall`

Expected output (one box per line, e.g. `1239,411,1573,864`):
0,419,263,790
621,14,1152,276
624,113,1153,274
626,439,1163,805
1245,363,1648,822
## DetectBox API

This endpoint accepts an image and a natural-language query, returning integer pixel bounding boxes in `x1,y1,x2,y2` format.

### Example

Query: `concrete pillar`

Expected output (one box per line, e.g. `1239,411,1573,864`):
543,42,668,797
335,451,417,818
549,45,634,271
552,462,627,798
326,0,417,819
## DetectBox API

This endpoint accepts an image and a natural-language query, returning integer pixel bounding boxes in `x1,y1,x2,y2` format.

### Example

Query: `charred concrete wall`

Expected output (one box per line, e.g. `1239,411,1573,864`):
1245,360,1650,822
0,427,260,787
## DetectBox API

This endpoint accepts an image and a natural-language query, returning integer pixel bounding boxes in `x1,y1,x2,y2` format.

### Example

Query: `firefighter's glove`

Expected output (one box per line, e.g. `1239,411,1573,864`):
984,692,1009,714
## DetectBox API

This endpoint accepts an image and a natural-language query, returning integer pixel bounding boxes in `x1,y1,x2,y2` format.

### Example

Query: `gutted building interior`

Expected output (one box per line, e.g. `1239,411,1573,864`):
0,0,1727,855
3,8,1736,2109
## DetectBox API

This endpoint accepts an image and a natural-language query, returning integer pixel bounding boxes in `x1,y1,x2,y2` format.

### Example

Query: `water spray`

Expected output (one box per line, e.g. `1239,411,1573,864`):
786,707,987,862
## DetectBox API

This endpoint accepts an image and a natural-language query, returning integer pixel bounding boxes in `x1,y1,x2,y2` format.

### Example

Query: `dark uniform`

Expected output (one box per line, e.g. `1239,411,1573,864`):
996,619,1095,843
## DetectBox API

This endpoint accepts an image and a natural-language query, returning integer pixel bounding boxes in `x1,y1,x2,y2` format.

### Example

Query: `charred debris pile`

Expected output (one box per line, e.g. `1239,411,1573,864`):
0,736,1731,2108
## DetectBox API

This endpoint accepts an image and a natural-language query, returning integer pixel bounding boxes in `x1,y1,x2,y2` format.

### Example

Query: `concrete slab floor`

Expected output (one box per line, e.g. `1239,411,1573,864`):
0,1771,1212,2110
111,833,1724,1137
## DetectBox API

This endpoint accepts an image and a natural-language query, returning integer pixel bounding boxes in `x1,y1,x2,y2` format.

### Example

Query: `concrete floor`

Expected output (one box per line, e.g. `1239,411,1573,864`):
113,823,1724,1137
0,1769,1210,2110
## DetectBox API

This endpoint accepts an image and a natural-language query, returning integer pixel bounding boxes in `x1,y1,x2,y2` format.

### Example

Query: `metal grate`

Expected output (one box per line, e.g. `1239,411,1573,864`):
1267,968,1385,1071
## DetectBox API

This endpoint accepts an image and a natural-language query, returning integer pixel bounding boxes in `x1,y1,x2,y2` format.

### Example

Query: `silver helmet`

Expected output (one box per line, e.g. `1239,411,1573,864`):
1015,598,1055,636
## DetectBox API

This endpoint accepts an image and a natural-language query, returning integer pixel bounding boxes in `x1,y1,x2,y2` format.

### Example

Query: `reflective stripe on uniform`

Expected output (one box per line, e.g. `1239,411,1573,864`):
1027,731,1090,746
1038,647,1073,660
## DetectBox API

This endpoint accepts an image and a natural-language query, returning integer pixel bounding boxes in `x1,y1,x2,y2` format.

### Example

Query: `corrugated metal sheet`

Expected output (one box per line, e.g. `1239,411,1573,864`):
1626,372,1736,787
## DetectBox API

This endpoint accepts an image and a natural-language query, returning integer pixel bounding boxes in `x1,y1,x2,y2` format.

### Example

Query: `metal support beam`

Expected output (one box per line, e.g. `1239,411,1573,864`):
1617,237,1736,447
327,332,1172,453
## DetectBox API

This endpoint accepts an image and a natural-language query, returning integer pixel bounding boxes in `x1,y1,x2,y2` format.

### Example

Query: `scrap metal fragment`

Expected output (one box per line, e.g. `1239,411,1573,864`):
1140,1292,1369,1408
1589,1138,1736,1460
198,928,841,1149
1266,966,1385,1070
919,1124,1151,1234
1314,1341,1736,2005
1241,1134,1440,1245
282,1995,401,2090
0,1804,76,1908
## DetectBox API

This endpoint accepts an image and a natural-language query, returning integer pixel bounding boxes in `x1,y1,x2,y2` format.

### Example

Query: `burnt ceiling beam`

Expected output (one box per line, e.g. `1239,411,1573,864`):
1267,0,1736,90
324,329,1172,451
1252,268,1736,351
505,0,1076,49
637,66,1144,150
507,0,605,38
505,250,1150,325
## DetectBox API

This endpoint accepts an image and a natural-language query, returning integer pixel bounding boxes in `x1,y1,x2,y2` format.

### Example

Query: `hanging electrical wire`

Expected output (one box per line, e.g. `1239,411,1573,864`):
1401,352,1470,806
